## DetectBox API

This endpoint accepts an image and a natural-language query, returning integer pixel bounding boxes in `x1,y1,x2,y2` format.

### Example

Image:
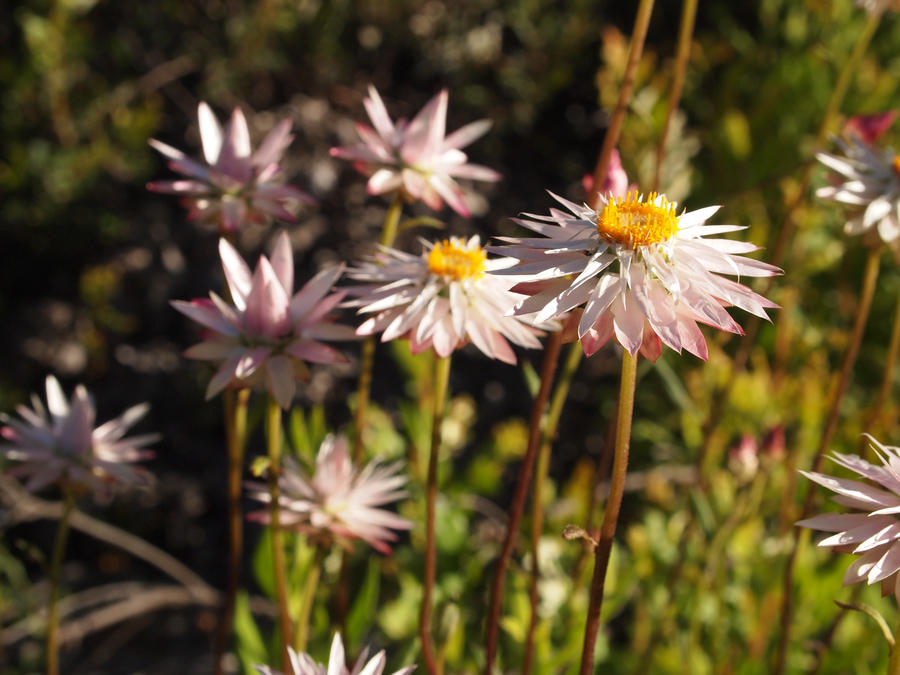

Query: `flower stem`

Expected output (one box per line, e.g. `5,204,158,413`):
865,286,900,436
773,246,882,675
294,545,325,654
889,617,900,675
484,332,563,674
578,350,638,675
652,0,698,193
266,397,293,674
46,488,75,675
588,0,655,210
352,193,404,465
420,353,451,675
213,387,250,675
523,341,583,675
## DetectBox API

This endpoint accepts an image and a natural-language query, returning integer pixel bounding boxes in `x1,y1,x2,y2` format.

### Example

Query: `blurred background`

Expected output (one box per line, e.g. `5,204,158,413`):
3,0,900,672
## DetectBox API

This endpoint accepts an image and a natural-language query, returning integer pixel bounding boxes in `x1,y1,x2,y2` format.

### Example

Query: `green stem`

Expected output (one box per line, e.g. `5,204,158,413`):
889,620,900,675
46,489,75,675
420,354,451,675
773,246,882,675
213,387,250,675
652,0,698,193
266,397,293,674
484,332,563,674
578,350,638,675
294,546,325,654
524,341,583,675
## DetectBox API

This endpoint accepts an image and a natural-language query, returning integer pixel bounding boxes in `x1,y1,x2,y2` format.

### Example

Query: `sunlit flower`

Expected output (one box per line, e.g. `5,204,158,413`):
856,0,900,15
148,102,315,232
246,435,411,554
344,235,545,364
492,191,780,360
816,136,900,257
845,110,898,146
329,86,501,217
172,231,354,408
0,376,155,494
799,436,900,605
253,633,416,675
581,148,634,202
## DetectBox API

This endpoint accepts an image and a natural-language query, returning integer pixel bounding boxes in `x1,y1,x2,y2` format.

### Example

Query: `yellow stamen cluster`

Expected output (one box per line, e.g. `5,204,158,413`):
597,191,678,248
426,239,487,280
893,154,900,177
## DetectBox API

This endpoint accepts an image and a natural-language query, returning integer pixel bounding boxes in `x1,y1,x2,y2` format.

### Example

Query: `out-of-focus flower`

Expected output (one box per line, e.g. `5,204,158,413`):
246,435,411,554
581,148,634,202
799,436,900,605
816,137,900,257
845,111,898,146
329,86,500,217
0,376,155,494
856,0,900,15
492,191,780,360
172,231,354,408
728,435,759,483
344,235,546,364
253,633,416,675
148,102,315,232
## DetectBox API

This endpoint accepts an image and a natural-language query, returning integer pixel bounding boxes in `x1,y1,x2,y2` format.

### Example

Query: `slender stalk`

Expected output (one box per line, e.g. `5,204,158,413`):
866,287,900,435
652,0,698,193
773,246,882,675
266,397,293,674
890,620,900,675
484,332,563,674
294,546,325,654
578,350,638,675
420,354,451,675
352,194,404,464
213,387,250,675
588,0,655,209
46,489,75,675
523,341,583,675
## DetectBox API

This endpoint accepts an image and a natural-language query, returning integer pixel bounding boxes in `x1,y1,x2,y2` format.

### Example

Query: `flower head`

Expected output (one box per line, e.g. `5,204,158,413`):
253,633,415,675
329,86,501,217
344,235,546,364
799,436,900,606
816,136,900,257
0,376,155,494
247,435,411,553
492,191,780,360
148,102,315,232
172,231,355,408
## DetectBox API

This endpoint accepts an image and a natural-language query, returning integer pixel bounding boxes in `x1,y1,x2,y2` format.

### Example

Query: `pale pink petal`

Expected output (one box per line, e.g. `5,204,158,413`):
197,102,224,165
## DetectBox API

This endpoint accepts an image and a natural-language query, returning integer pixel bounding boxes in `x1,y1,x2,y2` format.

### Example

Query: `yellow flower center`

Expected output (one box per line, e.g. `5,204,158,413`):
426,239,486,280
597,191,678,248
893,154,900,177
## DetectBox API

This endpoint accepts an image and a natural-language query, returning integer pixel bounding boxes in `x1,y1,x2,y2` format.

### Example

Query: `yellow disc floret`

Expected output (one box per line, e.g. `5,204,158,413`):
893,154,900,177
427,238,487,280
597,191,678,248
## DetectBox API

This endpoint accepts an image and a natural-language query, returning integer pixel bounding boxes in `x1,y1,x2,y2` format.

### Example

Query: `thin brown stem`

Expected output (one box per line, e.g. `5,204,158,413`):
773,246,882,675
266,397,292,674
524,341,583,675
588,0,655,210
484,332,563,674
46,489,75,675
652,0,698,193
579,350,638,675
213,387,250,675
420,354,451,675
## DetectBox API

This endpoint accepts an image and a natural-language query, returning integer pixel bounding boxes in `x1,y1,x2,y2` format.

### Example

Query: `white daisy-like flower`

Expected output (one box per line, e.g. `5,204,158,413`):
246,435,411,554
253,633,416,675
816,136,900,257
344,235,546,364
492,190,781,360
0,376,155,495
799,436,900,606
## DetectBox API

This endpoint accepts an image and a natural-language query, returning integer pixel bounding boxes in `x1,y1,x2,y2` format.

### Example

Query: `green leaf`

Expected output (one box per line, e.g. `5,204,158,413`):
346,557,381,652
252,527,276,600
234,591,268,674
520,358,540,398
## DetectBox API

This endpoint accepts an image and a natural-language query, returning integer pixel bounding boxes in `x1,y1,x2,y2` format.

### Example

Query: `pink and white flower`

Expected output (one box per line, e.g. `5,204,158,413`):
148,102,315,232
172,231,355,409
246,435,411,554
492,191,780,360
253,633,416,675
799,436,900,606
344,235,545,364
329,86,501,217
816,136,900,257
0,376,155,494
